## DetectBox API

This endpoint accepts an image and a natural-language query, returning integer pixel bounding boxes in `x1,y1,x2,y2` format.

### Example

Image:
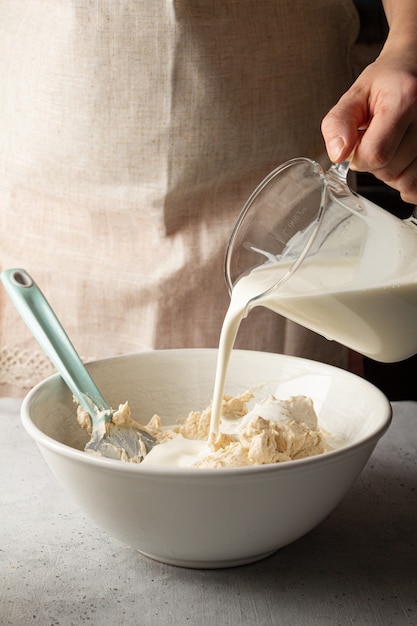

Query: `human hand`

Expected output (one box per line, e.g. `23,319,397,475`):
321,49,417,204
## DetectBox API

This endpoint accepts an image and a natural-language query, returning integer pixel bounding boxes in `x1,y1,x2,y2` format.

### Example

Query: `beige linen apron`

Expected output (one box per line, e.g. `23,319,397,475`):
0,0,359,395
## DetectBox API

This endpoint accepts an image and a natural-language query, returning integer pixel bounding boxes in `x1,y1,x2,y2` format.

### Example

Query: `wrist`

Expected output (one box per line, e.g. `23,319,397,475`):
378,27,417,74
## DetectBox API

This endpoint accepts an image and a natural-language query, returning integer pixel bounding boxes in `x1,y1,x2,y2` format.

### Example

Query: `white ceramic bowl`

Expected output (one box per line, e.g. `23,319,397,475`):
21,349,391,569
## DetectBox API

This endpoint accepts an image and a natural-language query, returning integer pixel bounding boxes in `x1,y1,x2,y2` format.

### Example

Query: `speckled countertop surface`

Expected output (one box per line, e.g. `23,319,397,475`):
1,398,416,626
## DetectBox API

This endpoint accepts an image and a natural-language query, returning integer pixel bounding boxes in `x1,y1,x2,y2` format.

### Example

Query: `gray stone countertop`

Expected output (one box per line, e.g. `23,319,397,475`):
1,398,416,626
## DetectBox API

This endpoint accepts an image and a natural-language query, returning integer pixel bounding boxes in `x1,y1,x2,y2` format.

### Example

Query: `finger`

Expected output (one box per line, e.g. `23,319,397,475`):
400,167,417,204
321,90,370,162
350,105,410,174
353,122,417,182
379,156,417,204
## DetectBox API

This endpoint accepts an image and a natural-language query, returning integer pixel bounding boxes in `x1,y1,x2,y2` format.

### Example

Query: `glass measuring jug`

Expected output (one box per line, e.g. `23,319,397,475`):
225,157,417,363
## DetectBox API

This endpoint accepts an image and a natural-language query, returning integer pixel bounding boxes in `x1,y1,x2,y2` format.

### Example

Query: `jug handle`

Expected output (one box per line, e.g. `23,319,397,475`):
328,160,350,183
327,143,359,184
406,206,417,228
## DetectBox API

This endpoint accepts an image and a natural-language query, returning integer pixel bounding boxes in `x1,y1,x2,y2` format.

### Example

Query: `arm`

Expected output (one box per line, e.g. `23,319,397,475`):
381,0,417,38
321,0,417,204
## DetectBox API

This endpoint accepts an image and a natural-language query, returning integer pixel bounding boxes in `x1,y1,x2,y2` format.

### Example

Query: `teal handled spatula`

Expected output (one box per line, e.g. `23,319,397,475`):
1,268,157,462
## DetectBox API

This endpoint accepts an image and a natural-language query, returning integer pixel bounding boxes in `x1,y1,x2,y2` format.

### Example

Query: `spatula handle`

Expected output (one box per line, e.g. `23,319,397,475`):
0,268,110,417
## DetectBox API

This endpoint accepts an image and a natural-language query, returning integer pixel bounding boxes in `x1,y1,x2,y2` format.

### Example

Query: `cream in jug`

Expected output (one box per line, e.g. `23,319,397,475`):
239,198,417,363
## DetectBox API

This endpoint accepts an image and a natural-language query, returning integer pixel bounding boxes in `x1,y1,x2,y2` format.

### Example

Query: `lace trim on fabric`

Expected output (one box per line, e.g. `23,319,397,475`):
0,346,56,389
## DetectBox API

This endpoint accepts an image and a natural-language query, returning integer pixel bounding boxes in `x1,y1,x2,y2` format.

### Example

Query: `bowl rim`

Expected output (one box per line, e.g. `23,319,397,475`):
20,348,393,477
